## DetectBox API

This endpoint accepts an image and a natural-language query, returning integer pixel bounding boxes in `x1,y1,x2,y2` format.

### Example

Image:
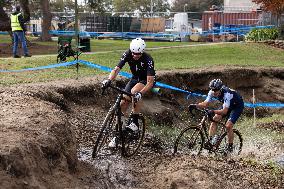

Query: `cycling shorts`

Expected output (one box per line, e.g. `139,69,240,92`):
226,105,244,124
124,78,156,93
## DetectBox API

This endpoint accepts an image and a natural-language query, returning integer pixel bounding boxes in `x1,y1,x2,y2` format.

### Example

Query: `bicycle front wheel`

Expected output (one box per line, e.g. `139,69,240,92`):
121,114,146,157
217,129,243,156
92,110,116,158
173,126,204,155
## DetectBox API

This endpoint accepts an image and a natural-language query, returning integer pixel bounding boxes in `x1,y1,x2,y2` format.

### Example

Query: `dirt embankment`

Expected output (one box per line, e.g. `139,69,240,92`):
0,67,283,188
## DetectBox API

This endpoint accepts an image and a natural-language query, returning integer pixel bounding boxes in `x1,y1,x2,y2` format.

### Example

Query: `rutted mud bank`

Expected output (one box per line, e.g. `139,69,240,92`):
0,67,283,188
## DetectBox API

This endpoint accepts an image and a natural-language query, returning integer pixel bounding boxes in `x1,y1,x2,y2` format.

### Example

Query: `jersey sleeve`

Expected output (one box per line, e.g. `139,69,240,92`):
117,50,129,69
204,90,214,102
146,59,155,76
18,14,26,31
223,92,233,108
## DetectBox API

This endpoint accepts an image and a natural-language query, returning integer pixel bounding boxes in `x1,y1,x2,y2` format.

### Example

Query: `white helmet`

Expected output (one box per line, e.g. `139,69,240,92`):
130,38,146,53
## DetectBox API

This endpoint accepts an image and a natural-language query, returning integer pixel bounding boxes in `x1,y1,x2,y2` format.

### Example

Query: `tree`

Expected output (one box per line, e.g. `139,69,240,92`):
50,0,81,12
19,0,31,22
252,0,284,26
171,0,222,19
140,0,170,15
113,0,134,12
113,0,170,17
88,0,106,13
171,0,223,12
39,0,52,41
50,0,65,12
0,1,11,31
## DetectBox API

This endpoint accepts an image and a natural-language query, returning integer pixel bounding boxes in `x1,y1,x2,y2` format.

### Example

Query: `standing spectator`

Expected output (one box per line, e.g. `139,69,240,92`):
10,5,31,58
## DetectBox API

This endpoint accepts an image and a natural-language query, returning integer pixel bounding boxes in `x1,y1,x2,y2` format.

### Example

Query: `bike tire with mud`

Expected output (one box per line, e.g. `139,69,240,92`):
216,129,243,156
173,126,204,155
92,110,116,158
121,114,146,157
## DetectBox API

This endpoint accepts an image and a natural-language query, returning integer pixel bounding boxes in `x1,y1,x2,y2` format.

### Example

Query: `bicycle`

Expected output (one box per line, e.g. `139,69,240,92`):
173,106,243,156
92,84,146,158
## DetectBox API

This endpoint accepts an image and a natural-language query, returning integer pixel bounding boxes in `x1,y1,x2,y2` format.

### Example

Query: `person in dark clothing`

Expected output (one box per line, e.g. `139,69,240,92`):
10,5,31,58
101,38,156,148
189,79,244,153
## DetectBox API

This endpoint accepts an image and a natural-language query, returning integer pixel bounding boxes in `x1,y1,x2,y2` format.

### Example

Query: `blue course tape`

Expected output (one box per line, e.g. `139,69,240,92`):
79,60,284,109
0,61,77,73
1,59,283,108
79,60,199,96
245,102,284,108
156,82,207,98
0,31,9,35
79,60,132,78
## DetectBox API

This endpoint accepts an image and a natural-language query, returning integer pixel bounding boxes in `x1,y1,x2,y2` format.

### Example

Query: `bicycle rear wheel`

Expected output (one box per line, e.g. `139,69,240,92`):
173,126,204,155
92,110,116,158
121,114,145,157
217,129,243,156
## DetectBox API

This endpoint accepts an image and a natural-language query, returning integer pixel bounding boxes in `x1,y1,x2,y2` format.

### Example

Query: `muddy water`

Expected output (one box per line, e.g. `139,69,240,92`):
78,147,139,189
275,154,284,167
77,136,284,189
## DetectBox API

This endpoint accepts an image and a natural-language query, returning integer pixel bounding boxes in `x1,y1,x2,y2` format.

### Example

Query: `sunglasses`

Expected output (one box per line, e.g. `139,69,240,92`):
132,52,142,56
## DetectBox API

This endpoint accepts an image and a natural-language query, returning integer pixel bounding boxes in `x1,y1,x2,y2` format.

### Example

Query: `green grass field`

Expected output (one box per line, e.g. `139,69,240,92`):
0,37,284,86
0,35,194,51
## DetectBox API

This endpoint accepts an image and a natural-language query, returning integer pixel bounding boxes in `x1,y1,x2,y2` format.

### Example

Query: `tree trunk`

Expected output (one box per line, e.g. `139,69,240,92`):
0,4,11,31
39,0,52,41
19,0,31,22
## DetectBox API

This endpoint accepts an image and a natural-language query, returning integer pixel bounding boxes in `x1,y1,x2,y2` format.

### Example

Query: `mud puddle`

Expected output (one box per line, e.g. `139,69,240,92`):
78,146,141,189
274,155,284,167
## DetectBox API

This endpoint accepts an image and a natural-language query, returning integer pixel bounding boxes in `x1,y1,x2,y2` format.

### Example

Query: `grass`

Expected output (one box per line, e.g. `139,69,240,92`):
147,122,181,146
237,114,284,143
76,42,284,69
90,39,194,52
150,114,284,144
0,38,284,86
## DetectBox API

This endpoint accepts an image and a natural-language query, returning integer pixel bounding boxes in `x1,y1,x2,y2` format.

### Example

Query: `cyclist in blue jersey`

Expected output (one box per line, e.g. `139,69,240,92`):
101,38,156,148
189,79,244,152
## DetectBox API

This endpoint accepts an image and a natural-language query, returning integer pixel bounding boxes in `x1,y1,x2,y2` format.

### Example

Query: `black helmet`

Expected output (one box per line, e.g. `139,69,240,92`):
209,79,223,90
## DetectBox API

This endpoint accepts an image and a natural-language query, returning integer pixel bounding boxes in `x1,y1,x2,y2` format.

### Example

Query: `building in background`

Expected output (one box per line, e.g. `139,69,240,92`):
202,0,264,31
224,0,260,13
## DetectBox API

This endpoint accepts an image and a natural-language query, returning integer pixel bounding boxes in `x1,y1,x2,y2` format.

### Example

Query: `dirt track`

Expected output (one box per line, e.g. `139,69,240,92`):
0,67,283,188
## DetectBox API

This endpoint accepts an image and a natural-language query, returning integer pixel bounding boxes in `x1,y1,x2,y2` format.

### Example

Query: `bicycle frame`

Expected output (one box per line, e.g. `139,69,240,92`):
198,115,210,141
198,113,227,140
191,108,229,150
92,85,132,155
105,85,133,139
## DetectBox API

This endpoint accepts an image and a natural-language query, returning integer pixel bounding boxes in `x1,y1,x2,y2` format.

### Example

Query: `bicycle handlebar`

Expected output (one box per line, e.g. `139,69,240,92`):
188,106,214,122
101,84,133,98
